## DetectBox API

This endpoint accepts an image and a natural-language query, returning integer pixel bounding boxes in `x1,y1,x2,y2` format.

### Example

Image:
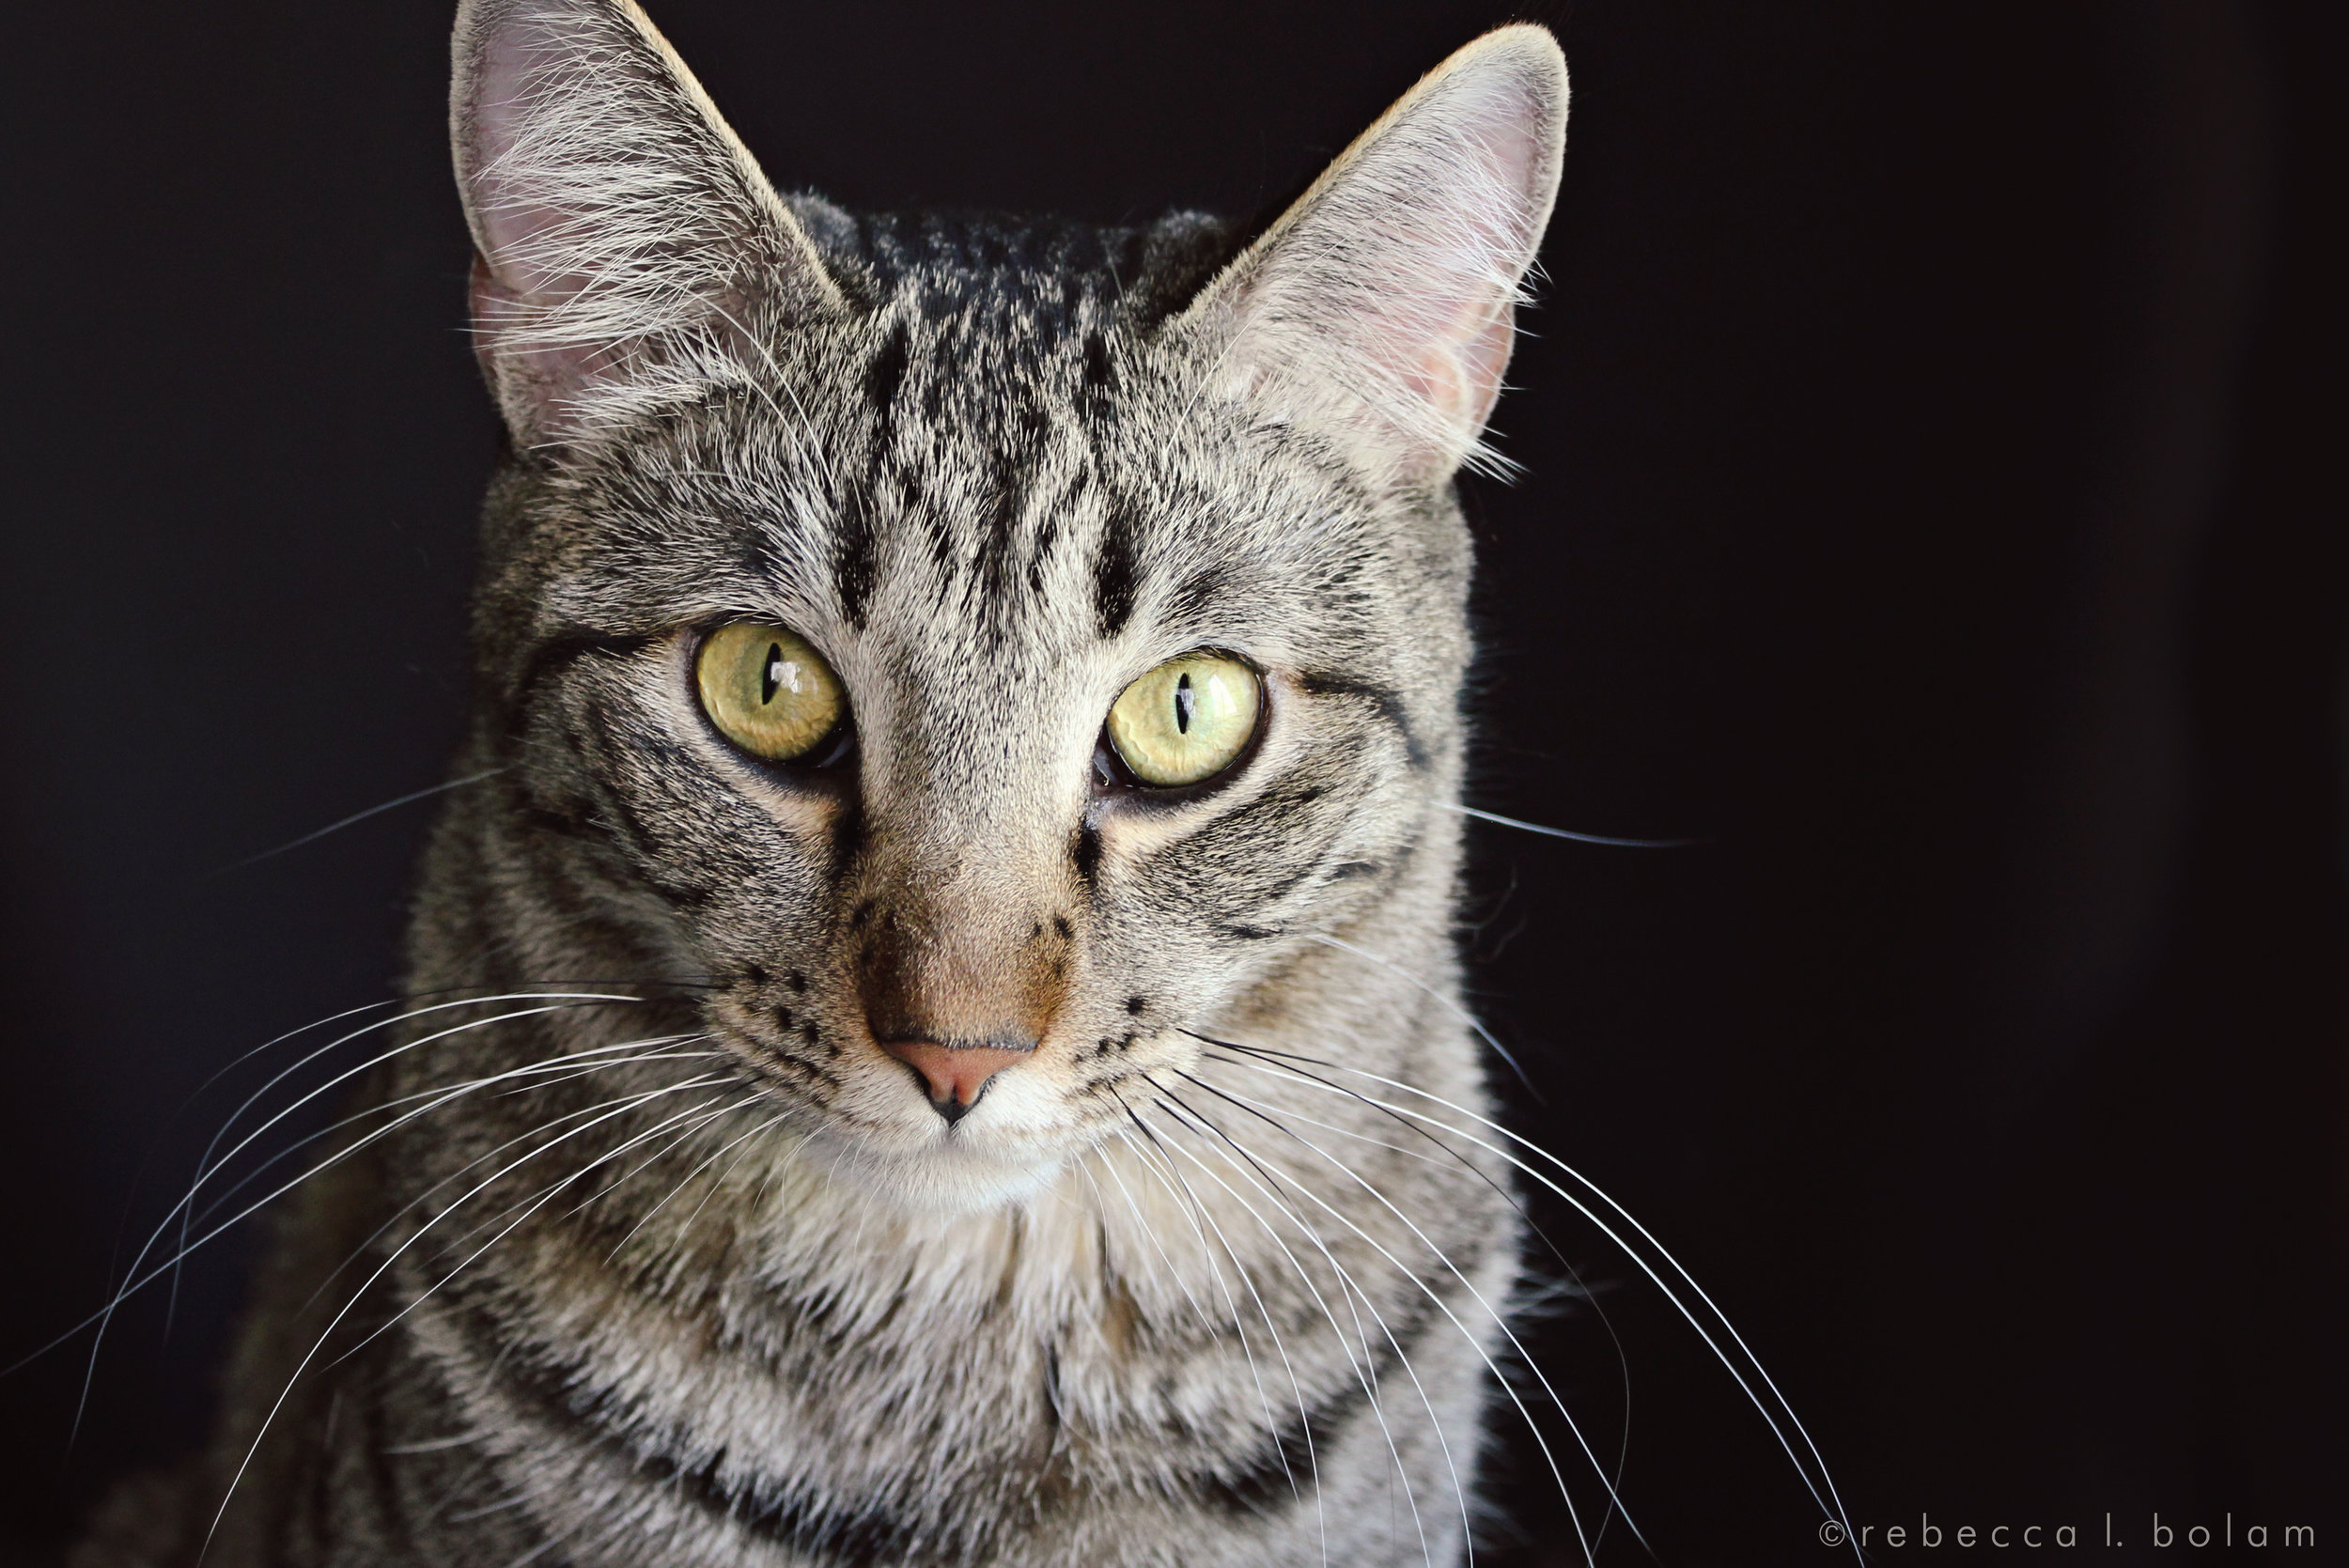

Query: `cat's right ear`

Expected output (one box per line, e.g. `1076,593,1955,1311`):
451,0,844,446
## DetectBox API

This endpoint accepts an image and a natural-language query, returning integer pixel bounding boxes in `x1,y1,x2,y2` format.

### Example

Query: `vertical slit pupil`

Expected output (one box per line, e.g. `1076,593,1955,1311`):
1174,672,1195,734
761,644,785,705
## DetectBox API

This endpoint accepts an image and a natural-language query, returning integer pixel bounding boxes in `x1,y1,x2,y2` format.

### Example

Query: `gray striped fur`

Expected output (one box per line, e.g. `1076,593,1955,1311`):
75,3,1566,1562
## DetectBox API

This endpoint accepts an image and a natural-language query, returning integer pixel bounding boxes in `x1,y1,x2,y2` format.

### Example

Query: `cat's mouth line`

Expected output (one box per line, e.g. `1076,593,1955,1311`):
702,1017,1174,1157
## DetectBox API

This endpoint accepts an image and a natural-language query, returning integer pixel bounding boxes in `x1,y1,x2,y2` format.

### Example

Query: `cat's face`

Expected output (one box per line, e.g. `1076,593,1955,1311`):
450,0,1564,1211
480,283,1468,1208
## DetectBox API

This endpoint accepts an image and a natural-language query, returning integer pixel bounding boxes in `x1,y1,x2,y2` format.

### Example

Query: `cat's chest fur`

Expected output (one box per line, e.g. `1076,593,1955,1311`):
381,1079,1512,1565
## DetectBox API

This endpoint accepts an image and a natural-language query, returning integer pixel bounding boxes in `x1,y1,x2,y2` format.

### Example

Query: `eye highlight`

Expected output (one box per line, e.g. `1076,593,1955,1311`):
1106,653,1262,787
695,624,846,763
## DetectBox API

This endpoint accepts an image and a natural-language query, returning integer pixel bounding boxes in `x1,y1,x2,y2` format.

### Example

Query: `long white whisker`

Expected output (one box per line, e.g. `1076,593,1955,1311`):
192,1043,719,1233
201,1072,737,1557
305,1050,731,1312
40,1000,657,1421
1090,1116,1332,1563
1151,1076,1531,1563
191,993,646,1223
93,1038,720,1343
1160,1074,1631,1563
1177,1063,1640,1551
1439,800,1697,848
404,1093,760,1320
218,766,515,871
1086,1132,1221,1338
1207,1039,1852,1540
598,1100,779,1263
1107,1099,1309,1513
555,1078,744,1221
159,996,651,1301
661,1111,796,1258
1132,1090,1439,1566
1301,933,1536,1095
441,1096,747,1260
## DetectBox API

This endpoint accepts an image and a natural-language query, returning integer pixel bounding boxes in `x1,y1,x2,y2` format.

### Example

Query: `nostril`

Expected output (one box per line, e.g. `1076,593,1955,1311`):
881,1040,1033,1124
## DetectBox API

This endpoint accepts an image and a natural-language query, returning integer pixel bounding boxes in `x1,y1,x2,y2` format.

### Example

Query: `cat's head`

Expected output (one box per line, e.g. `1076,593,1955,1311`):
445,0,1565,1211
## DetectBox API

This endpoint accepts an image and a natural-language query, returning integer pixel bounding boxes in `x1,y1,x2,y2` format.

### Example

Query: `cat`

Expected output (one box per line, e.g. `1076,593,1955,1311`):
73,1,1568,1561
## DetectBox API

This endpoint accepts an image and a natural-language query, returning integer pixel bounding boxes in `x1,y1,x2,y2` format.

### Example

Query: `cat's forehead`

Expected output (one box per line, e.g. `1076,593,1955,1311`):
524,210,1410,678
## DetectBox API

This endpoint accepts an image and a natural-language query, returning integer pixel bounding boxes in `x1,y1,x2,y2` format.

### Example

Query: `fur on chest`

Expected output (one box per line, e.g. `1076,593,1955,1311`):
388,1117,1515,1564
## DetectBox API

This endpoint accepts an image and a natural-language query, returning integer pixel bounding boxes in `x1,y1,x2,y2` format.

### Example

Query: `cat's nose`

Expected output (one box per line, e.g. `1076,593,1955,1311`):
881,1039,1033,1125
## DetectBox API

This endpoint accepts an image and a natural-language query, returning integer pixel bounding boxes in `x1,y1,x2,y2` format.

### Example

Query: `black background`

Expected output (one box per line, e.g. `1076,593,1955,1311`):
3,3,2341,1562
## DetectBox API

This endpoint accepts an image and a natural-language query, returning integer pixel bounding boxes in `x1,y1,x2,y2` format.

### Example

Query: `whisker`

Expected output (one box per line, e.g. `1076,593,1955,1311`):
1127,1110,1407,1560
148,987,674,1338
1177,1058,1639,1550
432,1098,741,1261
1103,1101,1311,1514
42,1001,662,1433
1299,932,1540,1100
68,1033,706,1357
307,1051,733,1312
1084,1133,1221,1339
661,1111,796,1258
182,993,650,1253
1204,1035,1852,1541
597,1100,780,1263
1151,1075,1627,1565
213,766,515,873
1088,1119,1336,1562
1440,800,1698,848
193,1043,720,1234
406,1092,760,1316
554,1077,746,1220
201,1073,739,1556
1128,1088,1443,1565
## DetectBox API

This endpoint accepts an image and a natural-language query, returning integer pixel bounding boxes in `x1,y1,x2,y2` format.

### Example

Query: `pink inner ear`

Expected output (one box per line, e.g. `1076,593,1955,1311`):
453,1,841,443
1200,30,1565,481
1455,302,1521,435
1404,299,1519,442
466,250,610,413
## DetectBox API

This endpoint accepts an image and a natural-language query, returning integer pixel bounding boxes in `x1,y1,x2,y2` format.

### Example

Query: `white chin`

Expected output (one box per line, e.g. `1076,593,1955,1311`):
804,1125,1068,1216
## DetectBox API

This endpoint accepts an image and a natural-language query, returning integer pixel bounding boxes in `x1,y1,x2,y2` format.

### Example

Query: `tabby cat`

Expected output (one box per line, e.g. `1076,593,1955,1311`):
76,1,1570,1561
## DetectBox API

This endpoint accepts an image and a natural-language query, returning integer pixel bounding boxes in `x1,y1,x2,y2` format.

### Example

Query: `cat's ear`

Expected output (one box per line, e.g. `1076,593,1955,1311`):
1174,25,1567,488
451,0,844,445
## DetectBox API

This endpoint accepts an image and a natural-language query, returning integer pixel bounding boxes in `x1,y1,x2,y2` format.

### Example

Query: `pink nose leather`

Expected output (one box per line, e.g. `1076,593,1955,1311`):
882,1040,1031,1121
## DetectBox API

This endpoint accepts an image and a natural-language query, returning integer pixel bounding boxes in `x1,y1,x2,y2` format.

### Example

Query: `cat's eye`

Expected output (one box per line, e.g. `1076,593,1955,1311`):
1105,653,1262,787
695,623,847,764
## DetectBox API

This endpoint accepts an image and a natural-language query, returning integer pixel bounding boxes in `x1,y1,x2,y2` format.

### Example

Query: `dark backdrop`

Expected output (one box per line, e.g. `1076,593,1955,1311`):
4,3,2341,1562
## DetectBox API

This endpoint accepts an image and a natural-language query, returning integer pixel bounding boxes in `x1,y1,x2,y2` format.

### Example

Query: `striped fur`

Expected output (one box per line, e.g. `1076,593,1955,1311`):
77,4,1566,1563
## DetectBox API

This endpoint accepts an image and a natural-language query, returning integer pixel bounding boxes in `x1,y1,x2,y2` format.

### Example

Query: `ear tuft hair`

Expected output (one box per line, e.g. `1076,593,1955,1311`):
1174,25,1569,489
451,0,842,444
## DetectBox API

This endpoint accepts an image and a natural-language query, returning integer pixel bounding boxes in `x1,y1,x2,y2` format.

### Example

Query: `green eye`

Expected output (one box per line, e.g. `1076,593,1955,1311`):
1106,653,1262,787
696,623,846,762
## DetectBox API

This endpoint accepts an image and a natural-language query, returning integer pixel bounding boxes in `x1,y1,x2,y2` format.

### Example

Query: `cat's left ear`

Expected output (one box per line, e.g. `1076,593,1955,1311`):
1174,25,1567,489
451,0,846,446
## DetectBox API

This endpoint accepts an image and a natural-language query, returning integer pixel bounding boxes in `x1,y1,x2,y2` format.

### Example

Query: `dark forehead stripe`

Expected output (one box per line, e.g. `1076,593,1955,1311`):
831,320,914,628
978,385,1056,617
832,489,880,629
1079,330,1117,424
822,209,1240,349
801,210,1245,635
1093,509,1140,638
864,318,911,441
